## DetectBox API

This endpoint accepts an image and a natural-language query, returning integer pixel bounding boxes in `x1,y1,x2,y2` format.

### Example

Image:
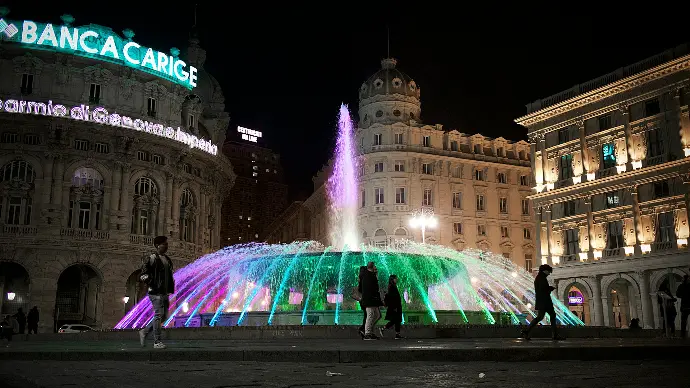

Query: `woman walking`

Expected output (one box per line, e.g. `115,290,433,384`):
382,274,404,339
356,265,367,339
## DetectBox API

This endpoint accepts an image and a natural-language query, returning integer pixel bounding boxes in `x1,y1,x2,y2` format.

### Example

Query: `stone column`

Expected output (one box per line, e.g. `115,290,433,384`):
110,163,122,212
544,204,553,265
620,105,633,172
584,196,595,261
630,185,642,255
164,173,173,235
672,88,686,156
52,157,65,206
535,206,543,259
119,163,132,214
198,190,206,245
171,178,181,237
636,270,654,328
590,275,604,326
42,155,55,204
577,119,588,176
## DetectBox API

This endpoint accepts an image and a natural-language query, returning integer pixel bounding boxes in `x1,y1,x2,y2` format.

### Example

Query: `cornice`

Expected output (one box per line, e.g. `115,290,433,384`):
516,55,690,128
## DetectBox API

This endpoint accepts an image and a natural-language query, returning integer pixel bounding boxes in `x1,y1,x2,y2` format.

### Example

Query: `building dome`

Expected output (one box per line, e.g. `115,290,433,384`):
358,58,421,128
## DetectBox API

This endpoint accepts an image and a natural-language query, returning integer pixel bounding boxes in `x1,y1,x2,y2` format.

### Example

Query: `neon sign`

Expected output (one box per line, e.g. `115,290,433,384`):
0,98,217,155
237,126,262,143
568,296,583,304
0,19,197,90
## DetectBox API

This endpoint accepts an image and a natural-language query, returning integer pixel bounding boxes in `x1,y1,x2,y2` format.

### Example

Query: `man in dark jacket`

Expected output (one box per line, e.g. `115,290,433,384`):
676,275,690,338
13,308,26,334
521,264,563,340
27,306,39,334
361,261,383,340
138,236,175,349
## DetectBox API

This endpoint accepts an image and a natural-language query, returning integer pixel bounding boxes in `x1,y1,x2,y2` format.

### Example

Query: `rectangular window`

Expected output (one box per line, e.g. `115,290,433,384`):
474,169,484,181
497,147,504,157
2,133,19,143
476,194,485,211
653,181,670,198
601,143,616,169
89,83,101,103
95,142,109,153
188,114,195,129
565,228,579,256
23,134,40,145
147,97,157,117
395,187,406,204
374,162,384,172
644,99,660,117
606,221,624,250
521,199,530,215
497,172,507,184
394,133,403,144
452,166,462,178
474,144,482,154
361,189,366,208
657,212,675,243
394,161,405,172
137,151,149,161
453,222,462,234
95,204,101,230
21,74,34,95
525,254,533,273
68,200,74,228
501,226,509,238
139,210,149,235
558,128,571,143
523,228,531,239
23,197,32,225
375,188,384,204
74,139,89,151
563,200,576,217
78,202,91,229
499,197,508,213
422,163,433,175
477,224,486,236
559,154,572,180
423,189,432,207
452,192,462,209
423,136,431,147
360,165,366,176
374,134,382,146
6,197,21,225
605,191,620,208
450,141,458,151
151,154,163,165
646,129,664,158
520,175,529,186
183,163,192,174
598,114,612,131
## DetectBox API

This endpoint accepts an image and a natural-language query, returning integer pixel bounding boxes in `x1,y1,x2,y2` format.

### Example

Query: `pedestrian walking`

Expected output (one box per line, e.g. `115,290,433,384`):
676,275,690,339
361,261,383,340
13,307,26,334
658,284,677,337
138,235,175,349
0,315,13,345
27,306,39,334
520,264,564,340
355,265,367,339
382,274,404,339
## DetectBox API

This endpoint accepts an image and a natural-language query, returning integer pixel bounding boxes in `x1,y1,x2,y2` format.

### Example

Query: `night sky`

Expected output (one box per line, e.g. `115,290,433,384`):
3,2,687,199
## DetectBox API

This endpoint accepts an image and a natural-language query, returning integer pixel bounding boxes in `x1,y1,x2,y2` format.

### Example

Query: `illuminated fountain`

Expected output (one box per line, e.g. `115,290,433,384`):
116,105,583,329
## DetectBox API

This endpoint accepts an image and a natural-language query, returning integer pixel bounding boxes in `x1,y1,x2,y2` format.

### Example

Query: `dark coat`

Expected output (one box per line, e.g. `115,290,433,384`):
384,285,403,323
27,309,39,325
139,253,175,295
534,273,555,312
360,270,383,308
13,311,25,327
677,282,690,310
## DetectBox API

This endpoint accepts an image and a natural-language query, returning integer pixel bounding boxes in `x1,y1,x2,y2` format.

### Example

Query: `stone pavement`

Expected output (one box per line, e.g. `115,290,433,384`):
1,360,689,387
0,337,688,362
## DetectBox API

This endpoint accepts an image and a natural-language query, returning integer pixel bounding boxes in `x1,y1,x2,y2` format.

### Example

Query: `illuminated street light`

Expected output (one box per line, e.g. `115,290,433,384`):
6,292,15,301
409,208,437,244
123,296,130,304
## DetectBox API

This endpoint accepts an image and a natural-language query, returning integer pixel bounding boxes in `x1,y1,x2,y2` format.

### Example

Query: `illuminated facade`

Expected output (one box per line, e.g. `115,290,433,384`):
0,13,234,331
266,59,535,271
516,44,690,329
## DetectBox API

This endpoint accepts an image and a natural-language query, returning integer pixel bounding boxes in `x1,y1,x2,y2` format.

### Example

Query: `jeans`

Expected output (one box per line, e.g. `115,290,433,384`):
365,307,381,335
525,308,558,337
358,308,367,333
143,294,169,342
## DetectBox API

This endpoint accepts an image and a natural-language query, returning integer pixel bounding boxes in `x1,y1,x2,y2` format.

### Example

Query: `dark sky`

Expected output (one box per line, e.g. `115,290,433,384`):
3,2,687,199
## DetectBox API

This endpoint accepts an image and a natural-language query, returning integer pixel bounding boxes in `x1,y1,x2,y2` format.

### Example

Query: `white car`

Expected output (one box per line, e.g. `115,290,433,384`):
58,324,94,333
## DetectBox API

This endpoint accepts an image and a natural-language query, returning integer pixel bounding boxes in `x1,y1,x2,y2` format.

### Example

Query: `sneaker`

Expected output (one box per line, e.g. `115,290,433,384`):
153,341,167,349
378,327,385,338
363,334,379,341
520,329,531,340
138,329,147,347
394,334,405,340
358,329,365,339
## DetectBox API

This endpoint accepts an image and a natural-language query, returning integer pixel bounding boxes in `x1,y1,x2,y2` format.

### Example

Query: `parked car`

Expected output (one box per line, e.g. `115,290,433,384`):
58,324,94,333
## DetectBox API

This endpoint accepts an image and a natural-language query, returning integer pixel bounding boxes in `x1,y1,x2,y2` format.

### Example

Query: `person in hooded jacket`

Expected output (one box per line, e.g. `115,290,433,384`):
521,264,564,340
382,274,404,339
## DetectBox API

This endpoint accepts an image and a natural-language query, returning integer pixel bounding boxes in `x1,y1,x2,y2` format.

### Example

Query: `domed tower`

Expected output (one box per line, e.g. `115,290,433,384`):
358,58,421,129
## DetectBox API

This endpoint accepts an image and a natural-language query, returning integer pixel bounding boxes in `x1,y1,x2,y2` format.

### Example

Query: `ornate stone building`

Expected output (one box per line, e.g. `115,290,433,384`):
516,44,690,329
0,14,234,331
267,58,535,272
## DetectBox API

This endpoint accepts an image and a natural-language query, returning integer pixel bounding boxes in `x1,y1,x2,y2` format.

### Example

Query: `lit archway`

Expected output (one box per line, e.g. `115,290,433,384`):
608,278,634,328
0,262,31,315
566,285,590,325
124,270,148,315
55,264,103,328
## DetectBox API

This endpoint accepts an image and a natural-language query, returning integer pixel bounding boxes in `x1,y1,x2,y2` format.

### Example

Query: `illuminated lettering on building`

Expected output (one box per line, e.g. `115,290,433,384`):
0,19,197,89
0,97,217,155
568,296,583,305
237,126,262,143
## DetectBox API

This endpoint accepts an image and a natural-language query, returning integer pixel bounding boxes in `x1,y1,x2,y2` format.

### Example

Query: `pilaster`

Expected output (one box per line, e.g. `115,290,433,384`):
589,275,604,326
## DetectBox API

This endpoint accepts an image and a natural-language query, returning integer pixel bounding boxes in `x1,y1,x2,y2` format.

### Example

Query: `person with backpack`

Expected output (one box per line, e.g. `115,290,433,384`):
138,236,175,349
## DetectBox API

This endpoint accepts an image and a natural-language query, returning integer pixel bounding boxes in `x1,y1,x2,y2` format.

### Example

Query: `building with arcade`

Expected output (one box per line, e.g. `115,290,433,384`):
516,44,690,329
0,12,235,331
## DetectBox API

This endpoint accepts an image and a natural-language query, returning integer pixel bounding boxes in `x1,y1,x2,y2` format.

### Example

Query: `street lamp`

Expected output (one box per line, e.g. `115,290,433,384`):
123,296,129,316
6,292,15,301
409,208,437,244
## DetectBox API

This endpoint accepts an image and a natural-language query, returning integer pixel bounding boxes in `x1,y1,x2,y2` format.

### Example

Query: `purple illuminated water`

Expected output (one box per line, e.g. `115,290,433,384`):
326,104,359,250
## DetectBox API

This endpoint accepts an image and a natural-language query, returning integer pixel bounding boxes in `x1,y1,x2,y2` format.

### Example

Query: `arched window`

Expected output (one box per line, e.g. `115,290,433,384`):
68,167,105,230
0,160,36,225
179,188,195,242
131,177,159,235
394,228,407,236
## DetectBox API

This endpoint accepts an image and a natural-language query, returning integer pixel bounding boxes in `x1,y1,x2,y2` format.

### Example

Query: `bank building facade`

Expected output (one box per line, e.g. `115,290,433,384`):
516,44,690,329
0,13,235,331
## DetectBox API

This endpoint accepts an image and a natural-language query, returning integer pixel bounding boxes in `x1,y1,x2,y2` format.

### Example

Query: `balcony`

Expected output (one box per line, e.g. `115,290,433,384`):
130,234,154,246
596,166,617,179
365,144,530,166
603,247,623,258
60,228,110,240
644,154,667,167
1,225,37,236
652,240,674,253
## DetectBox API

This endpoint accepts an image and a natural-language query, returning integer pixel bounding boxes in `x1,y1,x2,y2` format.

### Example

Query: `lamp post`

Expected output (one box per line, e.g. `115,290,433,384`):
409,208,437,244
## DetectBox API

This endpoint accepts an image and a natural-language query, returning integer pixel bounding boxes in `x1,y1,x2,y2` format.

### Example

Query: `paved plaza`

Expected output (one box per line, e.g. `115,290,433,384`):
1,360,689,387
